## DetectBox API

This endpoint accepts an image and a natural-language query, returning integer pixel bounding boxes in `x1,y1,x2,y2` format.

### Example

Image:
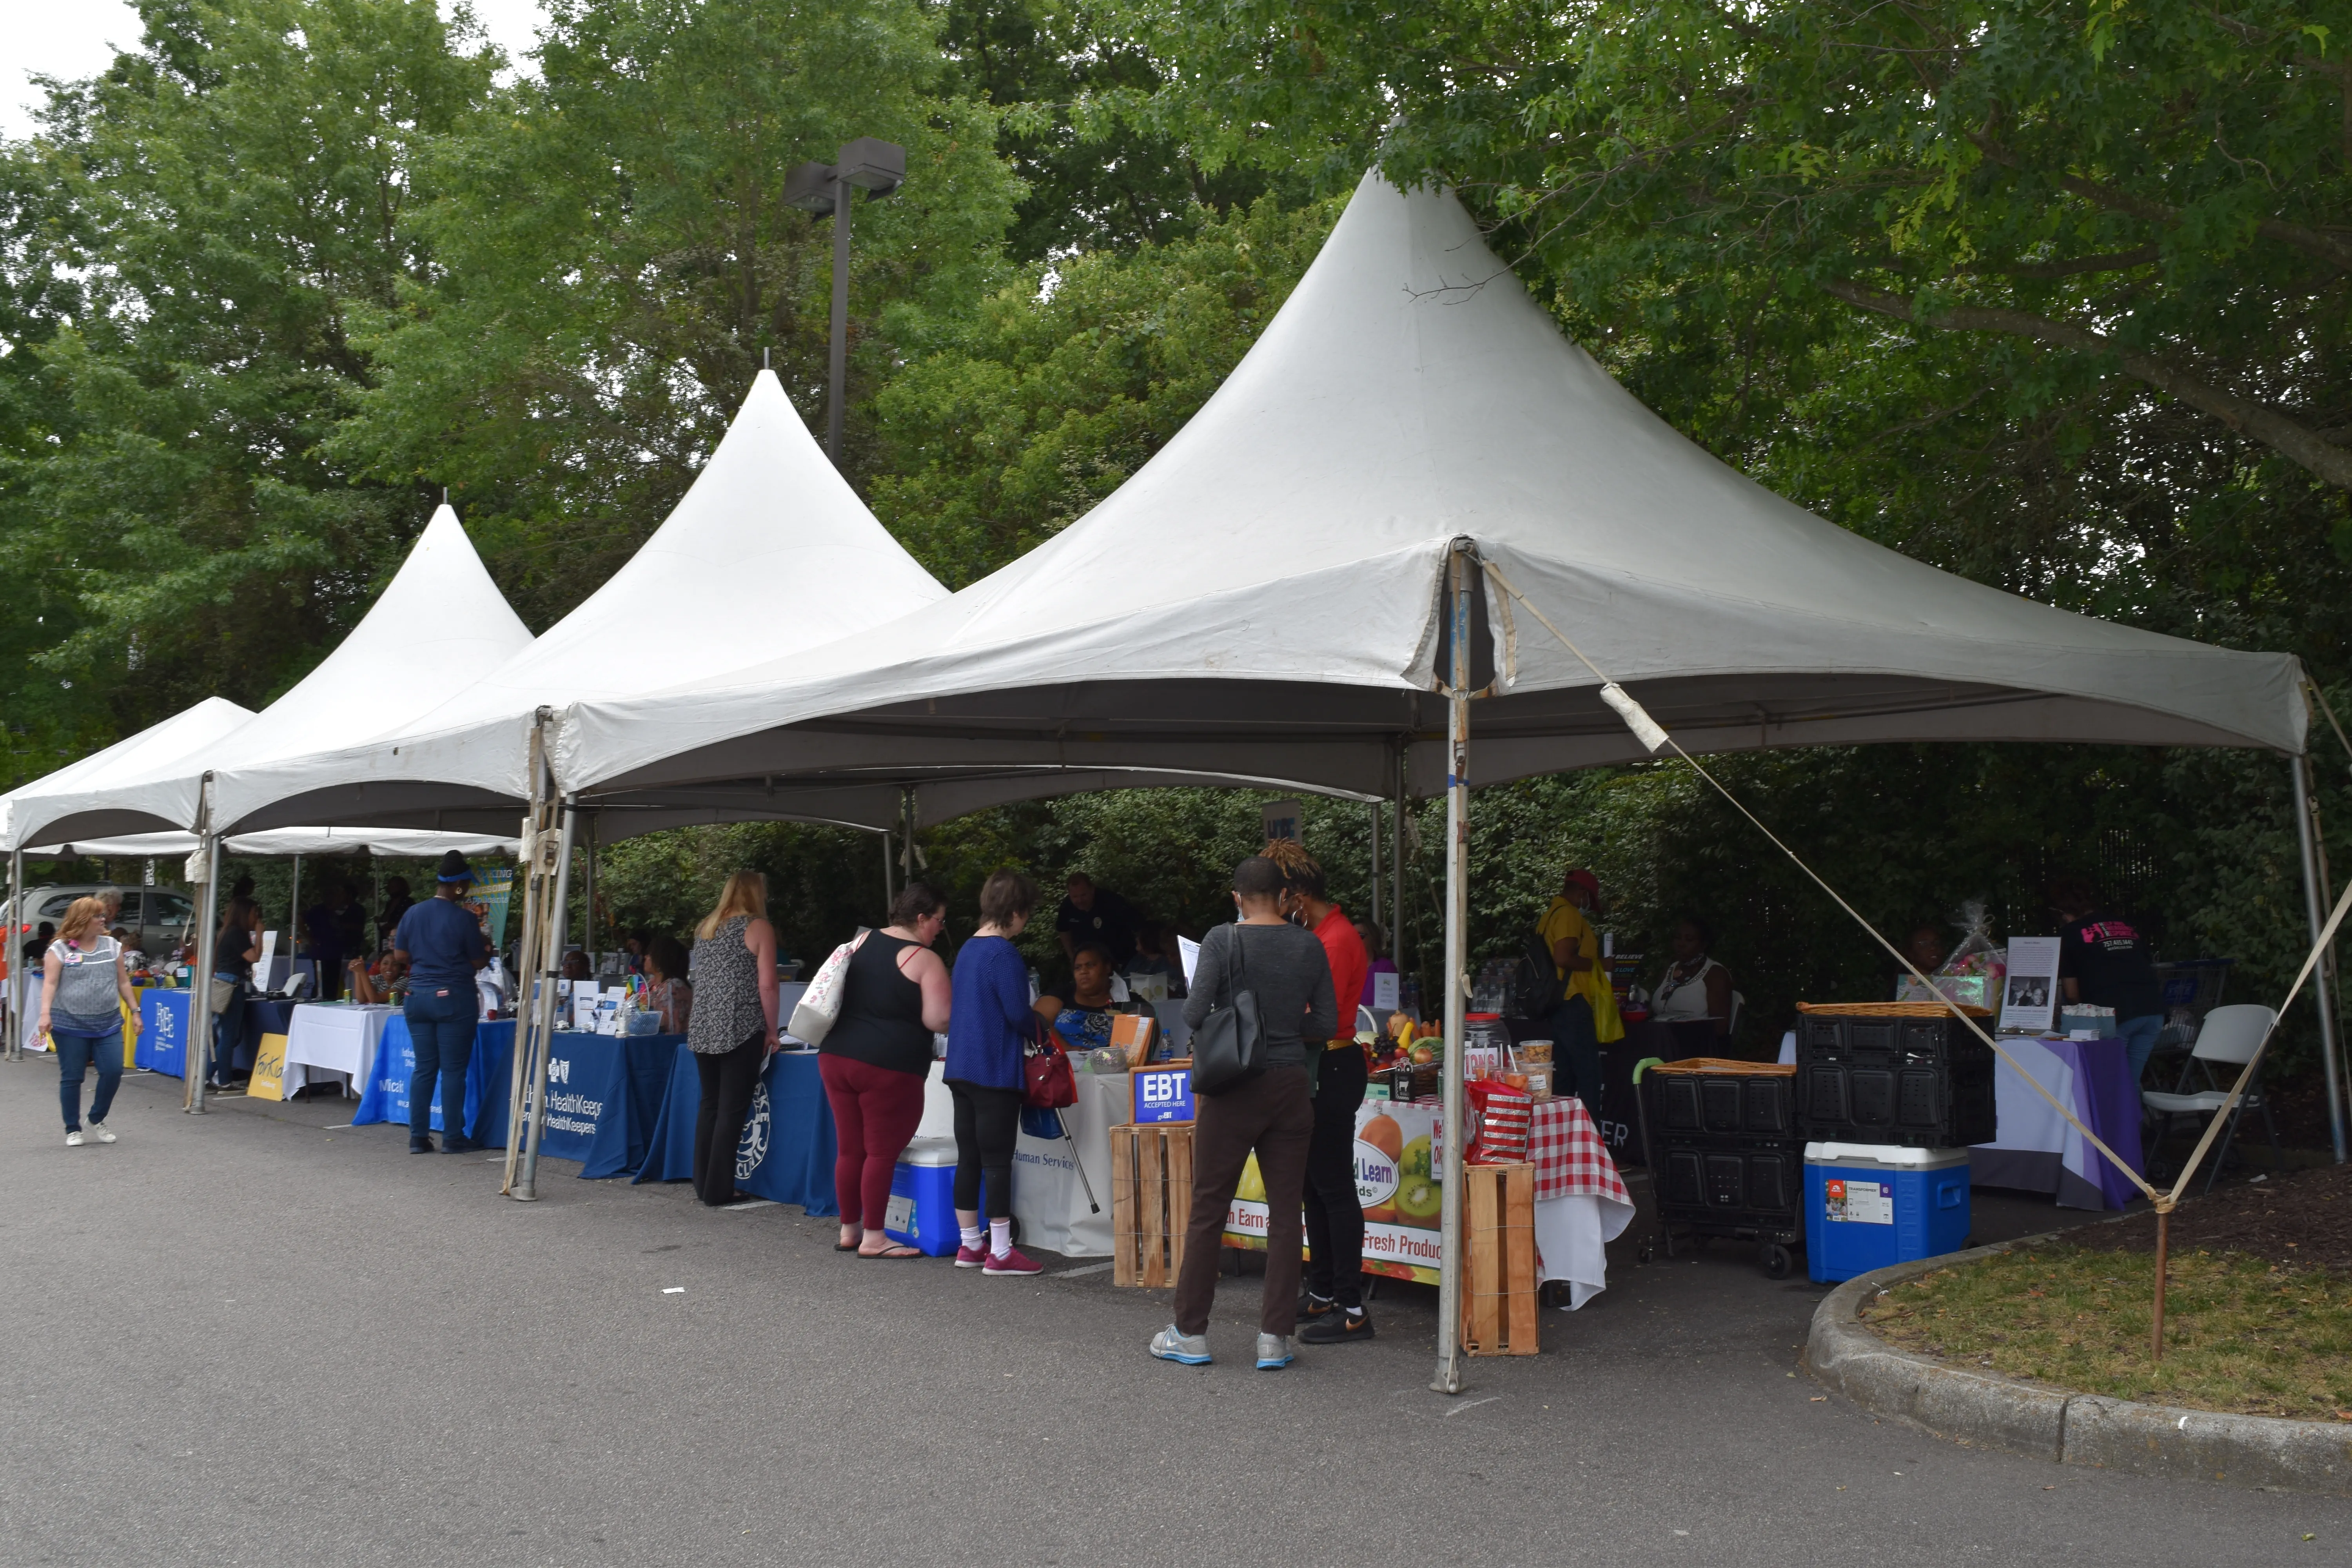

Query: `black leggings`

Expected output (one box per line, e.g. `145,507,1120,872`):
692,1028,766,1205
950,1081,1021,1220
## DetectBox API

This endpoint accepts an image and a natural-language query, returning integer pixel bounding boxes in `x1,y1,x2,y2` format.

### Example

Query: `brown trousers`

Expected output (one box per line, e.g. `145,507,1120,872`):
1172,1063,1314,1336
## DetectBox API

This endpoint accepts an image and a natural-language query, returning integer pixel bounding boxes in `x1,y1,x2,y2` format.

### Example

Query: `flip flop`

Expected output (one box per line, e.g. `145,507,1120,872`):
858,1244,923,1260
834,1241,860,1252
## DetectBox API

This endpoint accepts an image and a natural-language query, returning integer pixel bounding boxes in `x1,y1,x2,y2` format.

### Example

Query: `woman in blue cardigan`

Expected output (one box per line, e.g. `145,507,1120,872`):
945,869,1044,1275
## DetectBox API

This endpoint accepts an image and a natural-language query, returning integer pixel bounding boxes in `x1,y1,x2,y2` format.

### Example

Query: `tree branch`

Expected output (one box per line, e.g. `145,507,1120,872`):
1981,244,2162,279
1819,279,2352,489
1969,132,2352,272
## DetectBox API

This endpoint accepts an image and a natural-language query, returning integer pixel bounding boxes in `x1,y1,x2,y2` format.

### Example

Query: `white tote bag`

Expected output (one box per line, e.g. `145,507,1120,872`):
787,928,869,1045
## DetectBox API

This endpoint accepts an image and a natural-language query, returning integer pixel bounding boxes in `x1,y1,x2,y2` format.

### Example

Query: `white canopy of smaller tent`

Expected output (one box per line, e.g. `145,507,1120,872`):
13,506,532,848
0,698,254,854
211,371,953,839
554,170,2306,799
21,828,520,860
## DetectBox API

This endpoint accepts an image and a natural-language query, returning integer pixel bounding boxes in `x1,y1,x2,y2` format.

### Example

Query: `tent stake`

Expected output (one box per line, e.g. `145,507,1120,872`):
1432,543,1473,1397
2151,1207,2170,1361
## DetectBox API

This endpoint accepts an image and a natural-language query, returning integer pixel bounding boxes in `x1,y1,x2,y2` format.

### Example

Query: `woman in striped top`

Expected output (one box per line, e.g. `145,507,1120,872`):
40,897,136,1147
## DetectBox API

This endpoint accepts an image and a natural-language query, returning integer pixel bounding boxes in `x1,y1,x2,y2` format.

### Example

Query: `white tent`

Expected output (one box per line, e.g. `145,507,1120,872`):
555,172,2304,800
209,370,953,839
0,699,254,855
10,505,532,848
22,828,520,859
549,170,2333,1384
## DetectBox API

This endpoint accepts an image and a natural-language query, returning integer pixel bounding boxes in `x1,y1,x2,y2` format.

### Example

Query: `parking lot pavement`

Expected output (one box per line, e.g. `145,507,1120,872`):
2,1062,2344,1567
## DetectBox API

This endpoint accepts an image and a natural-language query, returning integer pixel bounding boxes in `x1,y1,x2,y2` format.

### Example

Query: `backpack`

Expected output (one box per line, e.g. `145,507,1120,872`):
1508,925,1565,1020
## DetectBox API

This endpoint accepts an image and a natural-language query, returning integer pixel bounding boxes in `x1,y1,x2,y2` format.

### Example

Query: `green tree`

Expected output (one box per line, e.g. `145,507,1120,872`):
0,0,498,769
330,0,1023,624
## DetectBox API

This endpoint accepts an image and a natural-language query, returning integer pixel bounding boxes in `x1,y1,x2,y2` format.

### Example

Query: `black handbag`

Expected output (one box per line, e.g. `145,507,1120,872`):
1189,924,1267,1098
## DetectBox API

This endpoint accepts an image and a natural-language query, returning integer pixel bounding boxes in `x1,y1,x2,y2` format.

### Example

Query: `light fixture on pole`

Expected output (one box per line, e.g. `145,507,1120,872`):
785,137,907,467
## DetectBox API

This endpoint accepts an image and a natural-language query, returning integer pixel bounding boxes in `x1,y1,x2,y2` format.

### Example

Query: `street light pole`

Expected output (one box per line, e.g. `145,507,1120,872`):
785,138,907,469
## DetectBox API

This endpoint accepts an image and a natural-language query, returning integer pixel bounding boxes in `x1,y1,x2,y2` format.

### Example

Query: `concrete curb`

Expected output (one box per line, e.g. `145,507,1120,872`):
1805,1243,2352,1495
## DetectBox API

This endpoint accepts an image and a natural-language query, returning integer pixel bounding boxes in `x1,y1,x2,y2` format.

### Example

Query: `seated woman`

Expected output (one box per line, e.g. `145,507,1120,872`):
644,935,693,1034
559,949,593,983
1651,917,1734,1056
1034,941,1144,1053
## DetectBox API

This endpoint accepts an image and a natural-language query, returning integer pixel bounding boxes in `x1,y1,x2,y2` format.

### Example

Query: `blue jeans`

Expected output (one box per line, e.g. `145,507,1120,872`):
405,985,479,1140
211,977,247,1083
2118,1013,2164,1085
57,1028,124,1132
1544,993,1603,1120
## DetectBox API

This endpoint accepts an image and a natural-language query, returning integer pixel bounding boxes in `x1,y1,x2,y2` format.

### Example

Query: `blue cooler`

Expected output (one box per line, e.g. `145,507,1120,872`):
1803,1143,1970,1283
884,1136,961,1257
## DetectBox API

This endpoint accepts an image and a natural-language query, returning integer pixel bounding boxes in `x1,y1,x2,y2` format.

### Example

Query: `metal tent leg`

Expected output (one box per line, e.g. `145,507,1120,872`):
1432,544,1473,1397
2292,753,2349,1163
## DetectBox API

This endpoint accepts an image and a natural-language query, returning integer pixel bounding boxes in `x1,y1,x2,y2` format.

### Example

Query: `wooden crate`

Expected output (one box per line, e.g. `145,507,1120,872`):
1110,1122,1194,1288
1459,1160,1539,1356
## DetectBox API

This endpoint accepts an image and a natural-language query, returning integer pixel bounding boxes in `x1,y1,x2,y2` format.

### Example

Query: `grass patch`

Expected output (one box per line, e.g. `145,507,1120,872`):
1859,1245,2352,1420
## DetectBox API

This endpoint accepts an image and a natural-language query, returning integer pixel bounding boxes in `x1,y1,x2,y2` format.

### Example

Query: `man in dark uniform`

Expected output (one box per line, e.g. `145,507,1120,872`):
1054,873,1142,965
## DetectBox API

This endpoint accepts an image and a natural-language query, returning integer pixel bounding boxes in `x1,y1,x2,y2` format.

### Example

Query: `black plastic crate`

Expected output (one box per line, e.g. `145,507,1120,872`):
1654,1140,1801,1225
1794,1010,1997,1148
1651,1067,1797,1144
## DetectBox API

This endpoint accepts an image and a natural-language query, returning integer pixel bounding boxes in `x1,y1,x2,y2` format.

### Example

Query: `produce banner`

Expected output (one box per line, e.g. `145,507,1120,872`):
1224,1096,1446,1286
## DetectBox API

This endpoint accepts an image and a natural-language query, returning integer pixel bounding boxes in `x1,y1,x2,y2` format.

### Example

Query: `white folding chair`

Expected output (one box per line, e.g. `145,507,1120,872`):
2140,1002,2283,1192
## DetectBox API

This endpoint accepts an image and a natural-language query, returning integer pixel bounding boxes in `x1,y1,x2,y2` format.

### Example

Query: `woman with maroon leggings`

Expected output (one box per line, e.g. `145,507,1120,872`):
820,883,952,1258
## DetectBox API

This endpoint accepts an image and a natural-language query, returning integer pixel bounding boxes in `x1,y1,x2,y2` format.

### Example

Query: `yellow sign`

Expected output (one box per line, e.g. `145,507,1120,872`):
247,1032,289,1102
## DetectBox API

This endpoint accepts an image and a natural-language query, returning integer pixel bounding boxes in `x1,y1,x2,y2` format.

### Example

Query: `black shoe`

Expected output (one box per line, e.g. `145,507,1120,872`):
409,1136,437,1154
1296,1291,1337,1322
1298,1309,1374,1345
442,1135,480,1154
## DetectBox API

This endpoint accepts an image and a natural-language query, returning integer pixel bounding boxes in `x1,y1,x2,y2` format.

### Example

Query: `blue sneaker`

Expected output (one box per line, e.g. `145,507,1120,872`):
1149,1326,1212,1365
1256,1332,1294,1370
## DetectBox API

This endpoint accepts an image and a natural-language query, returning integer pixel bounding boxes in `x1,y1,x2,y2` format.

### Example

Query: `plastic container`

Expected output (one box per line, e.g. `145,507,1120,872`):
1649,1057,1797,1145
1794,1006,1997,1148
1638,1059,1803,1276
883,1135,963,1257
1802,1143,1971,1283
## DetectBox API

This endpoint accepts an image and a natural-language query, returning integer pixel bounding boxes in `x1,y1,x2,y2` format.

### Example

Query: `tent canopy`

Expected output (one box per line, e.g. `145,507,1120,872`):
20,828,520,860
555,171,2305,802
212,370,953,838
0,698,256,854
12,506,532,848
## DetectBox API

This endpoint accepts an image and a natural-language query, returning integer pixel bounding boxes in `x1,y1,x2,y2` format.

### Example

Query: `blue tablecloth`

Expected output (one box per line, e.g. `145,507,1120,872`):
352,1017,515,1139
469,1030,681,1179
135,989,191,1076
215,997,301,1076
633,1045,838,1215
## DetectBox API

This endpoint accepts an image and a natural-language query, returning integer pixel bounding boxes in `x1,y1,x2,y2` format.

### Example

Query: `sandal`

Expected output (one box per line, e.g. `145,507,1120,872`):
858,1244,922,1260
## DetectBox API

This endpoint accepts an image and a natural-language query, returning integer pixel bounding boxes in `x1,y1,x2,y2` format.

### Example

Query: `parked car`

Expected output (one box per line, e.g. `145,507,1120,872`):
9,884,196,964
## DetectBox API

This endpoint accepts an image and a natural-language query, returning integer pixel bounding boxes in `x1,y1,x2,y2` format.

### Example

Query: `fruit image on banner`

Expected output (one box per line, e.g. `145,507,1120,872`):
1225,1098,1447,1285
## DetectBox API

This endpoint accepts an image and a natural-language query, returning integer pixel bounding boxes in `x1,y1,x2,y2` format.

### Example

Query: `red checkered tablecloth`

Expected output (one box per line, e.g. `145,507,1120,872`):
1526,1093,1630,1205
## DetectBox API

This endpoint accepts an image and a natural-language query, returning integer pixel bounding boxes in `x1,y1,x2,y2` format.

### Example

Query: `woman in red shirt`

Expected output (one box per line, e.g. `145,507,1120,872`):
1265,839,1374,1344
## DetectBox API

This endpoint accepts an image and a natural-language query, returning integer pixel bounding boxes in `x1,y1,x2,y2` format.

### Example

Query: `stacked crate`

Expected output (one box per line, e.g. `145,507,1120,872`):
1640,1058,1803,1276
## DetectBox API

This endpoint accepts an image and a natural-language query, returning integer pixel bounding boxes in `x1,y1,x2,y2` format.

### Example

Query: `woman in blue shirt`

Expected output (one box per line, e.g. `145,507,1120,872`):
944,869,1043,1276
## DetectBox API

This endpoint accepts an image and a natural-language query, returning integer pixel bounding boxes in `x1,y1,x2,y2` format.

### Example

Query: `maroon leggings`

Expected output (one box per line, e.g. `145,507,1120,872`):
819,1054,927,1230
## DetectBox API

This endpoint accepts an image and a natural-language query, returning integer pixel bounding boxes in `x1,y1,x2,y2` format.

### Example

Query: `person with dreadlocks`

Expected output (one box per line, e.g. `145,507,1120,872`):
1262,837,1376,1345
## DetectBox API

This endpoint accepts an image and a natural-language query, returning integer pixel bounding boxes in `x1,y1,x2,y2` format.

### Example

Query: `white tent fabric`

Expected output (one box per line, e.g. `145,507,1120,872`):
211,370,953,837
22,828,520,859
556,171,2305,798
0,698,255,853
11,506,532,848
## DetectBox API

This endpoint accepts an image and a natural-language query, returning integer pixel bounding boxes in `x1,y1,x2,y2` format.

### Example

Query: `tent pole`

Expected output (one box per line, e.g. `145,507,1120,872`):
1368,799,1382,939
515,796,577,1202
2292,753,2350,1163
288,852,301,983
882,824,895,909
186,780,220,1113
503,725,553,1196
7,847,21,1060
1431,545,1472,1396
902,786,917,892
1393,738,1408,972
582,812,597,966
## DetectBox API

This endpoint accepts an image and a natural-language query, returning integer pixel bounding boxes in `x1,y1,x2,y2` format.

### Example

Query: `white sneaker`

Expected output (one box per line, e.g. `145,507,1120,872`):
86,1123,116,1143
65,1129,85,1147
1255,1332,1294,1370
1148,1325,1212,1365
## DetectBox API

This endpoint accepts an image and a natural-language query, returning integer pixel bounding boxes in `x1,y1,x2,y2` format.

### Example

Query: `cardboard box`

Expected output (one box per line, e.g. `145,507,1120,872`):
1111,1011,1157,1069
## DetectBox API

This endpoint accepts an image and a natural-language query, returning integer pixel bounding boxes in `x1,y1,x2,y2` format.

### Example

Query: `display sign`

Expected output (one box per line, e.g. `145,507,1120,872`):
1823,1177,1892,1225
1260,799,1303,843
469,869,514,948
1372,970,1399,1011
1226,1096,1445,1284
1132,1064,1194,1123
2000,936,2061,1035
247,1032,289,1102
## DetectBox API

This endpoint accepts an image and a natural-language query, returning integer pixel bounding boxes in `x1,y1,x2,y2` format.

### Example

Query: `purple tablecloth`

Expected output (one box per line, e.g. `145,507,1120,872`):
1971,1035,2145,1210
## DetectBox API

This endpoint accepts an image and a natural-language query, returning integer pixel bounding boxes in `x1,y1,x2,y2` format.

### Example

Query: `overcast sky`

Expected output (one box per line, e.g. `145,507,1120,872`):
0,0,549,141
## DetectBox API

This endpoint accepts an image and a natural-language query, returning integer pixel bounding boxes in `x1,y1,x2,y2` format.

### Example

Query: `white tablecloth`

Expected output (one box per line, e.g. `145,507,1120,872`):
281,1003,395,1099
16,976,45,1053
1534,1192,1634,1310
1012,1069,1122,1257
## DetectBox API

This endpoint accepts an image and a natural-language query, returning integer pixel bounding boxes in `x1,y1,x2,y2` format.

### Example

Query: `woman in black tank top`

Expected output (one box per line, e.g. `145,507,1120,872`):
819,883,953,1257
